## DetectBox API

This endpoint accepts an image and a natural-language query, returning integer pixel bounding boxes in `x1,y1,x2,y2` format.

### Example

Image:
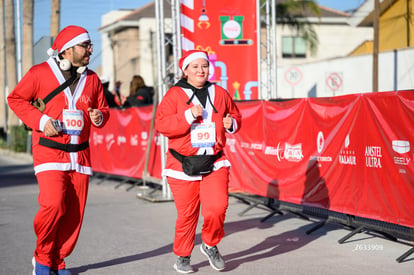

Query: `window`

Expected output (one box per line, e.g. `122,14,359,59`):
282,36,306,58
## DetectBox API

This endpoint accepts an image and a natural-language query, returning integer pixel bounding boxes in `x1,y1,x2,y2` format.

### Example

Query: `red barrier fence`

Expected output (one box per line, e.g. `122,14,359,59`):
90,91,414,228
90,105,162,179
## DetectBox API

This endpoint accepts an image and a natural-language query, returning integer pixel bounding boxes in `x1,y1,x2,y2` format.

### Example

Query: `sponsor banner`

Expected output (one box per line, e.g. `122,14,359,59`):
90,106,162,179
225,92,414,228
90,91,414,228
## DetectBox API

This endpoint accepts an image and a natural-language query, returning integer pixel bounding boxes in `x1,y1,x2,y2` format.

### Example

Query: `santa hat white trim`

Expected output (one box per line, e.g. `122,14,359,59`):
60,33,90,53
181,52,209,71
47,32,91,56
181,51,214,78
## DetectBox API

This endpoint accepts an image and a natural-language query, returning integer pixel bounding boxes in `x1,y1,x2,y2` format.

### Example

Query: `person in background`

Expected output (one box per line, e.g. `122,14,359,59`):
113,80,122,107
155,50,242,273
7,25,110,275
101,76,119,108
122,75,154,108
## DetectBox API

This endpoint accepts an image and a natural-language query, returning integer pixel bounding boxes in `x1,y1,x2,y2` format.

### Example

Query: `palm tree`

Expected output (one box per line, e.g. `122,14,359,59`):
5,0,19,134
23,0,34,75
263,0,321,55
51,0,60,38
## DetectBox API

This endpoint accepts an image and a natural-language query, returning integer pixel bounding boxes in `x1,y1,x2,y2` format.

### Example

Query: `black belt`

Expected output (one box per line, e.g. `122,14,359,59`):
39,137,89,153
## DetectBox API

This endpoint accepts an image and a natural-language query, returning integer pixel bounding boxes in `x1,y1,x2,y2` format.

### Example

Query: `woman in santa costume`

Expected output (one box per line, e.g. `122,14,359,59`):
7,25,109,275
155,50,241,273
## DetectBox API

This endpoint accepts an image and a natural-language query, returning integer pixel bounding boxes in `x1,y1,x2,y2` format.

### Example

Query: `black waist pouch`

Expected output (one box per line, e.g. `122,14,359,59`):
169,149,222,176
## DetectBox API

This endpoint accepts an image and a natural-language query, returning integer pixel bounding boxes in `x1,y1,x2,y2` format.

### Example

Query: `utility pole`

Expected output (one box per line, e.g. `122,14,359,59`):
407,0,411,47
15,0,22,81
373,0,379,92
0,0,6,134
23,0,34,154
50,0,60,38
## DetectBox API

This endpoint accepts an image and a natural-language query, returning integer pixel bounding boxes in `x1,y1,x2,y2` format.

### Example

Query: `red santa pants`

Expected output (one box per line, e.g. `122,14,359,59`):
34,170,89,270
167,167,229,257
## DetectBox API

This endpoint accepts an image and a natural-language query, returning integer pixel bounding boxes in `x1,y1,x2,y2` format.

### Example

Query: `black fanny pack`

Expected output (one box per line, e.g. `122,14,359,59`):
169,149,222,176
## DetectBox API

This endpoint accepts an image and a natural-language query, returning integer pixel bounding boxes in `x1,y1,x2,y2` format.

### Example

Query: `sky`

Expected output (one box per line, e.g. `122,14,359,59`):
28,0,367,71
317,0,366,13
32,0,152,70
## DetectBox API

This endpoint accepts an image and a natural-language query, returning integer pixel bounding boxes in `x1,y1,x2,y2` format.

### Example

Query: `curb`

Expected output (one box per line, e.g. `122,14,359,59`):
0,148,33,163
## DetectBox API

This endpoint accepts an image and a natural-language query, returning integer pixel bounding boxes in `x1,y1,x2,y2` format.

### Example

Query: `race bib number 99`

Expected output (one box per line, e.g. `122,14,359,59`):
191,122,216,148
62,109,84,135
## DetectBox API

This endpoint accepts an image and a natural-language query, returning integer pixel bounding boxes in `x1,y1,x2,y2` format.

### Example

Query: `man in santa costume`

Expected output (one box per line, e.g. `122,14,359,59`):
7,25,109,275
155,50,242,273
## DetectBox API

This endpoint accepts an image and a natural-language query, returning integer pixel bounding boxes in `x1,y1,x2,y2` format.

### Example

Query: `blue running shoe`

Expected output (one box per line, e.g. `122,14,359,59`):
56,269,72,275
32,257,53,275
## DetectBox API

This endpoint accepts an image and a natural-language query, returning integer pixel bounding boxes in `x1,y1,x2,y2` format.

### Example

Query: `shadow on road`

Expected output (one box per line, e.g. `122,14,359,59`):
70,215,336,274
0,164,36,187
70,243,173,274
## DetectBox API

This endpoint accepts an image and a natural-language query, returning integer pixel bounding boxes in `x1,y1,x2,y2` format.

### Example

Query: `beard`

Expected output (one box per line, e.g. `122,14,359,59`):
73,53,90,67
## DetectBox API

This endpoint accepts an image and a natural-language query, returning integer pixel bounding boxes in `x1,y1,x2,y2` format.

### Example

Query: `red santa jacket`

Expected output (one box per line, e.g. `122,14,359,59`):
155,81,241,180
7,57,109,175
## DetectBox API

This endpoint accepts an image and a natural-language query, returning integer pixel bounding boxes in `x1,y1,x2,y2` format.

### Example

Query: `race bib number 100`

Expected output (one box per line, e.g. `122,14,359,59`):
62,109,84,135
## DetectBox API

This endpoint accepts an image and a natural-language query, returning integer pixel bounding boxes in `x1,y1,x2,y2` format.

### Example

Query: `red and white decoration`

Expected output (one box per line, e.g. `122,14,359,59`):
179,0,258,100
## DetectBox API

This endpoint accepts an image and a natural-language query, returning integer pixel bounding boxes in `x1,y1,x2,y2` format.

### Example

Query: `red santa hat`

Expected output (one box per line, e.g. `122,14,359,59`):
47,25,91,56
179,50,214,78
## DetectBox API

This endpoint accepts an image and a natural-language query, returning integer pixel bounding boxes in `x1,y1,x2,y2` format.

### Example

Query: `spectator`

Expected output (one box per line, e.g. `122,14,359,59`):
122,75,154,108
113,80,122,107
101,76,119,108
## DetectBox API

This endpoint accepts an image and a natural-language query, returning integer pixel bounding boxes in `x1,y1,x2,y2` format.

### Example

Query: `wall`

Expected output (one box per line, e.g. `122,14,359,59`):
275,24,373,67
100,10,134,91
380,0,413,51
274,47,414,99
138,18,161,88
113,27,140,97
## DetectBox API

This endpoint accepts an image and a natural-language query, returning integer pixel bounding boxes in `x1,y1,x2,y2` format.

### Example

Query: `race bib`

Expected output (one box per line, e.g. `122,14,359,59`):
62,109,84,135
191,122,216,148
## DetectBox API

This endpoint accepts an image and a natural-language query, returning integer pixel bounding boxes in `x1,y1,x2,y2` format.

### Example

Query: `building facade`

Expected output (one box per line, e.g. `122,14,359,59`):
98,0,412,99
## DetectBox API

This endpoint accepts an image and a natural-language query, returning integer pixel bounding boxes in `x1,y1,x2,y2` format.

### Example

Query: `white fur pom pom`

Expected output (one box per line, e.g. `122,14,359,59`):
47,48,55,57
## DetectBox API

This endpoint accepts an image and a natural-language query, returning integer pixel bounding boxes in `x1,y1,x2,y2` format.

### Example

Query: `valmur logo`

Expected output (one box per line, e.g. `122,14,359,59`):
339,134,356,166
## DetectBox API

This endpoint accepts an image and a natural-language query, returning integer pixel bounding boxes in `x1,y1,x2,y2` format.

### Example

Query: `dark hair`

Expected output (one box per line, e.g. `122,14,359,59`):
129,75,146,96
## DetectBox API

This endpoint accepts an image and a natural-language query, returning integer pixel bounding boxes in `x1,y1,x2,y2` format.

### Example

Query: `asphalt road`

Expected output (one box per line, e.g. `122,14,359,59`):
0,150,413,275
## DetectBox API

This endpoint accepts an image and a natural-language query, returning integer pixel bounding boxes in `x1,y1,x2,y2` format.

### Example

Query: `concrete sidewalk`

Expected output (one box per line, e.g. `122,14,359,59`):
0,151,413,275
